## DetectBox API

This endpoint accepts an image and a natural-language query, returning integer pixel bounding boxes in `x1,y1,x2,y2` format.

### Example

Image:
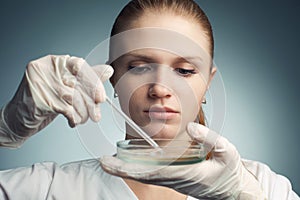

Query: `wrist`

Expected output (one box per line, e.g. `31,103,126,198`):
0,104,27,147
5,99,57,137
3,102,31,138
6,74,58,137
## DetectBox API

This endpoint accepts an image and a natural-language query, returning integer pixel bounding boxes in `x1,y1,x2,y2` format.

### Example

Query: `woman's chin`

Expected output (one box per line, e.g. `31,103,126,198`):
125,120,187,139
143,124,184,139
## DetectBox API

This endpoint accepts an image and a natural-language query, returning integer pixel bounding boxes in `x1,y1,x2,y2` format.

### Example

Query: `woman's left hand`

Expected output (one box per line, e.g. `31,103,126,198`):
100,122,266,200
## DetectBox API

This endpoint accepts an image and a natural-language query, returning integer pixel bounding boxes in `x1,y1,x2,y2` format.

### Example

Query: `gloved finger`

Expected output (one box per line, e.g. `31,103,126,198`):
100,156,171,181
71,89,89,124
75,64,113,104
65,109,82,128
54,104,82,128
187,122,225,153
59,56,103,124
76,85,102,122
100,156,209,186
70,61,107,103
187,122,240,164
87,103,101,122
66,56,85,76
62,73,77,88
100,156,214,198
52,85,83,127
60,82,101,124
92,65,114,82
52,54,71,69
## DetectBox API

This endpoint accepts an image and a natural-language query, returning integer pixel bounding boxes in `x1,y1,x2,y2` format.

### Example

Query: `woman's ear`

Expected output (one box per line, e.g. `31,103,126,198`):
206,66,217,89
106,60,115,87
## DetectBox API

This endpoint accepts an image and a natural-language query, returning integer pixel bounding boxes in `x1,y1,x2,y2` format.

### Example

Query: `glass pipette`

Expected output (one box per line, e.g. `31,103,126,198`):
105,96,160,148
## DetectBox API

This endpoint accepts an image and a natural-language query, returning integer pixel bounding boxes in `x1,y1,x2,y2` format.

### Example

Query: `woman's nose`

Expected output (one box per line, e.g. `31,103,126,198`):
148,83,172,99
147,65,174,99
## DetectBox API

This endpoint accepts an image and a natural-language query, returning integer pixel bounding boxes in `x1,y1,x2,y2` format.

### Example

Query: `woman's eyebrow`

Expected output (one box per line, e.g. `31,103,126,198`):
122,53,203,64
122,53,156,62
175,56,203,63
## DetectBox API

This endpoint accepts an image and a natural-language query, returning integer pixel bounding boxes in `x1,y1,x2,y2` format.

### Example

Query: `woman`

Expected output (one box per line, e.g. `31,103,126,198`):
0,0,298,199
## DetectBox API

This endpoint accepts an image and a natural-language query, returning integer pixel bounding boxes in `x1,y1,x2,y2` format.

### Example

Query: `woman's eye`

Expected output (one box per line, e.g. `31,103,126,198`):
175,68,197,77
128,65,152,74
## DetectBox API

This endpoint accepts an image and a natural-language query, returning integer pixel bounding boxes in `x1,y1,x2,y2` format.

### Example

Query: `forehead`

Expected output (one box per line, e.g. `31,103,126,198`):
134,12,210,50
109,28,211,67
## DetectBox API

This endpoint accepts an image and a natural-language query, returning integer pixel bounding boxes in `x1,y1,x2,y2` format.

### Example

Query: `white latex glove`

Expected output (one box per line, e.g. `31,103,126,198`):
2,55,113,140
100,122,266,200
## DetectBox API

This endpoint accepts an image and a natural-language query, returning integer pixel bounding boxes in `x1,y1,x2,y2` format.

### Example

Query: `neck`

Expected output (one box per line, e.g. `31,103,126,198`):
124,178,187,200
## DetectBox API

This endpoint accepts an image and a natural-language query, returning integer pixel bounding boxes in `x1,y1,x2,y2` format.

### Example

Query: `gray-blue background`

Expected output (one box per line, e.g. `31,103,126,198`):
0,0,299,195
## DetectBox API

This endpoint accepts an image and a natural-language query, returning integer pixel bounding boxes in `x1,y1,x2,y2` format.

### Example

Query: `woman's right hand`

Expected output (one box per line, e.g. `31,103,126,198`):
3,55,113,139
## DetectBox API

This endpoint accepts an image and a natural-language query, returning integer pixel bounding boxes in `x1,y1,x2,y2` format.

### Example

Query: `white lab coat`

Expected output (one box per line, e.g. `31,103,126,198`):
0,158,299,200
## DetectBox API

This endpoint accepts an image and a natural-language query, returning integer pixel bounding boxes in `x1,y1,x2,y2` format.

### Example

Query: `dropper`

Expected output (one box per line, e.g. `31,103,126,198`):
105,96,160,148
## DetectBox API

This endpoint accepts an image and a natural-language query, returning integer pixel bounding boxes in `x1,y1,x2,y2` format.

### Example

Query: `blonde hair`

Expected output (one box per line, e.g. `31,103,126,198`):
110,0,214,125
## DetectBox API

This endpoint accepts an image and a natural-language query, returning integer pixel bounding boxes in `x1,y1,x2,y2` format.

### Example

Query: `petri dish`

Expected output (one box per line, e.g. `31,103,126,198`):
117,139,206,165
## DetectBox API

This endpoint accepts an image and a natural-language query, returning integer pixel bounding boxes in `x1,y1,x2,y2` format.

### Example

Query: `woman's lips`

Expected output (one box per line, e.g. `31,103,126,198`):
144,106,179,120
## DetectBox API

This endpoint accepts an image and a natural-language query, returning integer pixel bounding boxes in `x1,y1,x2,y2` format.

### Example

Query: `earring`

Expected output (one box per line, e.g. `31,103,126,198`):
202,97,207,104
114,90,118,98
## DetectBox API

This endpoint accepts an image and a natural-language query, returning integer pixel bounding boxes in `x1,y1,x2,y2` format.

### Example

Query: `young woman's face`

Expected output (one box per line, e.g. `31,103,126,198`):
111,12,216,140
